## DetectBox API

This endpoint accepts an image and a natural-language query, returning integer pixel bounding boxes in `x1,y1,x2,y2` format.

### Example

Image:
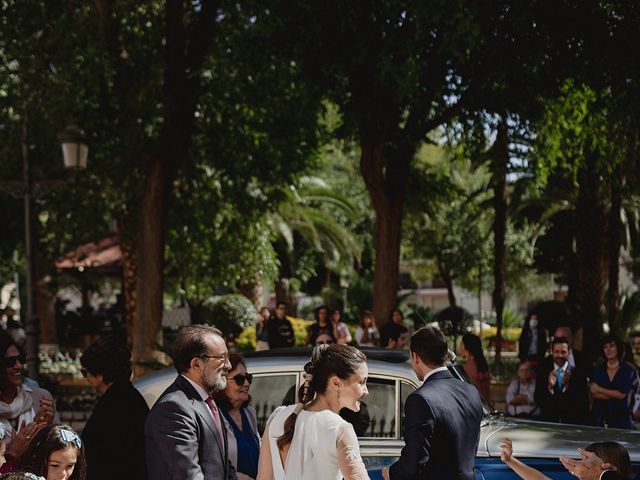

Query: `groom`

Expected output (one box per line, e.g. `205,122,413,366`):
382,326,483,480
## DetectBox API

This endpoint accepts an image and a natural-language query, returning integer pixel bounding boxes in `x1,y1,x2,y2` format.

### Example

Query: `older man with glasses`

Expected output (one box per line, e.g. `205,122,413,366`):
145,324,236,480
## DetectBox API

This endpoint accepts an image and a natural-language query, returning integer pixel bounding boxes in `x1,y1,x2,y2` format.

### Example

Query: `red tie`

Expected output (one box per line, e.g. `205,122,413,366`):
205,397,225,452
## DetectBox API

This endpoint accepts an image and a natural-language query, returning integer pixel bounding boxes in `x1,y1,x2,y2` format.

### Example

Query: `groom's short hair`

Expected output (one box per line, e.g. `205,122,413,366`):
410,325,447,366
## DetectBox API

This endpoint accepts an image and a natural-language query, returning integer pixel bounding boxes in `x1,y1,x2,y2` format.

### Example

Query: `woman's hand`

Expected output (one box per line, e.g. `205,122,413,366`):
500,438,514,463
7,421,46,461
35,396,55,424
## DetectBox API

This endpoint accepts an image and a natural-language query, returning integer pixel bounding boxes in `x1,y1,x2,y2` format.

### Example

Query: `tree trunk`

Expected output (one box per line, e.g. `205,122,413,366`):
131,0,217,367
116,216,137,347
440,265,457,306
360,132,411,329
607,166,622,334
133,153,169,367
490,124,509,372
238,274,264,310
575,158,607,364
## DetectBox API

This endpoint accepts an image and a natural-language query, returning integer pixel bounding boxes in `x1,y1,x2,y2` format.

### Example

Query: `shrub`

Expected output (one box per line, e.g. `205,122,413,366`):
202,294,257,339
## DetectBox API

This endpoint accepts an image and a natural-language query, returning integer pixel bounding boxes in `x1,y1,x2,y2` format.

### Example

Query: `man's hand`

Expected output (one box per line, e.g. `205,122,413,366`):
548,370,557,388
559,448,613,480
500,438,513,463
589,383,600,395
381,467,390,480
563,369,572,386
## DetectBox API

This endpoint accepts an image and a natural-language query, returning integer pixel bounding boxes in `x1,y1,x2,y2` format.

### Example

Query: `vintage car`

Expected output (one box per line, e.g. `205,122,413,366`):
134,347,640,479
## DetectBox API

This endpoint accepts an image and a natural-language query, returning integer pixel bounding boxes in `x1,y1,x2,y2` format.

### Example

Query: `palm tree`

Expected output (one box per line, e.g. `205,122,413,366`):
267,176,361,310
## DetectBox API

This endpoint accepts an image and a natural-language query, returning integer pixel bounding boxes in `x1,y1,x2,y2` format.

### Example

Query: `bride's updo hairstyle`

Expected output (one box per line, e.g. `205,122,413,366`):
277,344,366,449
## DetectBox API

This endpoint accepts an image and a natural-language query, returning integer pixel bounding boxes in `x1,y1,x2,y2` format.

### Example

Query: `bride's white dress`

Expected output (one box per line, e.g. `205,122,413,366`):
257,404,370,480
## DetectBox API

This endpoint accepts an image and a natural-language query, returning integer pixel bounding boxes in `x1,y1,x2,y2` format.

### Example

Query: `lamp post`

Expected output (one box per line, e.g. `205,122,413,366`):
0,118,88,380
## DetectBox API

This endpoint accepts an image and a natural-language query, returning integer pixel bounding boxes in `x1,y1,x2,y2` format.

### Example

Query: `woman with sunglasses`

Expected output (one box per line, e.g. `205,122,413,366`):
21,424,86,480
0,332,55,473
214,353,259,480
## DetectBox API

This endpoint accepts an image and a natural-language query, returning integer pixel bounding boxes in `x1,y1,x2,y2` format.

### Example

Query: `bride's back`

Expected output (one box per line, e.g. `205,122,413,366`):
267,404,348,480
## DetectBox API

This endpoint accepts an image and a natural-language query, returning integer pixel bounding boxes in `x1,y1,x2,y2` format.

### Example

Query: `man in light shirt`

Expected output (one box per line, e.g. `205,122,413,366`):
506,362,539,418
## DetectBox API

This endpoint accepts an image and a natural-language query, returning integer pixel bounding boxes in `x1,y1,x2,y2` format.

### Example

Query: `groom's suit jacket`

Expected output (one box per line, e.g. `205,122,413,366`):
145,374,236,480
389,369,483,480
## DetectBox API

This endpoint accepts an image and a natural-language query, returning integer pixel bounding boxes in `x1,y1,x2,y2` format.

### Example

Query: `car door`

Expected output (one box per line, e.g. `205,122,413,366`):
248,371,298,434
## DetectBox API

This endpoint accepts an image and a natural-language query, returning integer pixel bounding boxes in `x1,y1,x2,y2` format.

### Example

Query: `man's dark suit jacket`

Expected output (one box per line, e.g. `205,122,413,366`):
601,470,624,480
389,369,483,480
81,380,149,480
145,374,236,480
534,358,590,425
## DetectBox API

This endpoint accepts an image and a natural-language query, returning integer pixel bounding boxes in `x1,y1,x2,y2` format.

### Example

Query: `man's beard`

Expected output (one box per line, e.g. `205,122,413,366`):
202,370,227,394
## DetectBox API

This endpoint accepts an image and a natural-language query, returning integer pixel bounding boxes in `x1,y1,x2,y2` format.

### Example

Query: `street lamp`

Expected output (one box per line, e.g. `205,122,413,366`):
0,119,88,380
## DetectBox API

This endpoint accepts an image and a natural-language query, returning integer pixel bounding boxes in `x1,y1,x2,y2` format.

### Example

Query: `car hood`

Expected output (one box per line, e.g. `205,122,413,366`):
481,416,640,461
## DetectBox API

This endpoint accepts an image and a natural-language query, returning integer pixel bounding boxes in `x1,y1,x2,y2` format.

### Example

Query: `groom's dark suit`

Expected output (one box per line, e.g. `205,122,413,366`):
389,369,483,480
145,374,236,480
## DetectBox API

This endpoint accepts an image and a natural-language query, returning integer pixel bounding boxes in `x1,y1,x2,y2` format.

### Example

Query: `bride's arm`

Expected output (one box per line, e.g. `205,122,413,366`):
256,423,275,480
336,423,371,480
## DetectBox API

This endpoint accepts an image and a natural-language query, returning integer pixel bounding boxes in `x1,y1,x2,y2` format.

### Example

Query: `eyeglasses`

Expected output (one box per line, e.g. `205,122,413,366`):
58,428,82,449
3,354,25,368
231,373,253,386
201,353,230,363
316,340,334,345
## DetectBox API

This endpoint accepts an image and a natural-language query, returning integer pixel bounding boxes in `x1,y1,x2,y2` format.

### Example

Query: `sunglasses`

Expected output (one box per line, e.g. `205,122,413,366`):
231,373,253,386
3,355,25,368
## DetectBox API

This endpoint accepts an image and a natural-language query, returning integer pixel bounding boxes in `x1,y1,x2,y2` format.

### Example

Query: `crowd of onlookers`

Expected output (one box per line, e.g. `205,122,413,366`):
255,302,411,350
497,314,640,431
256,303,640,431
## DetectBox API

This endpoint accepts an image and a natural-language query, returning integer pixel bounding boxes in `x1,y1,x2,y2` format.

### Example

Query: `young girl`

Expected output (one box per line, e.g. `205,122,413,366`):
21,425,86,480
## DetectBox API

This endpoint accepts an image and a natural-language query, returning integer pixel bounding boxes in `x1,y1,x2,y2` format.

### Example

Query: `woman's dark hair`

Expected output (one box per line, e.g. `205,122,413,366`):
461,333,489,373
315,305,329,324
600,335,624,360
80,335,132,384
0,330,22,391
358,311,375,328
391,309,404,321
22,424,87,480
172,324,223,373
277,344,366,450
214,353,249,409
0,330,16,358
585,442,632,480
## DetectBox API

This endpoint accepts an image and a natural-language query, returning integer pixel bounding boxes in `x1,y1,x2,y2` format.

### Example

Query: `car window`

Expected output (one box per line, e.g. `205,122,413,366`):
250,373,298,434
341,377,397,438
400,380,416,434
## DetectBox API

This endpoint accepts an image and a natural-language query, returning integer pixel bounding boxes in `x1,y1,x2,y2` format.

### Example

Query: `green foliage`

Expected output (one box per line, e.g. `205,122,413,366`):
501,307,524,329
201,294,257,339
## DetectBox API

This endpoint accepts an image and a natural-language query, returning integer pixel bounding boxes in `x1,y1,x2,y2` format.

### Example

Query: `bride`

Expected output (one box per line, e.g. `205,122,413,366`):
257,344,371,480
